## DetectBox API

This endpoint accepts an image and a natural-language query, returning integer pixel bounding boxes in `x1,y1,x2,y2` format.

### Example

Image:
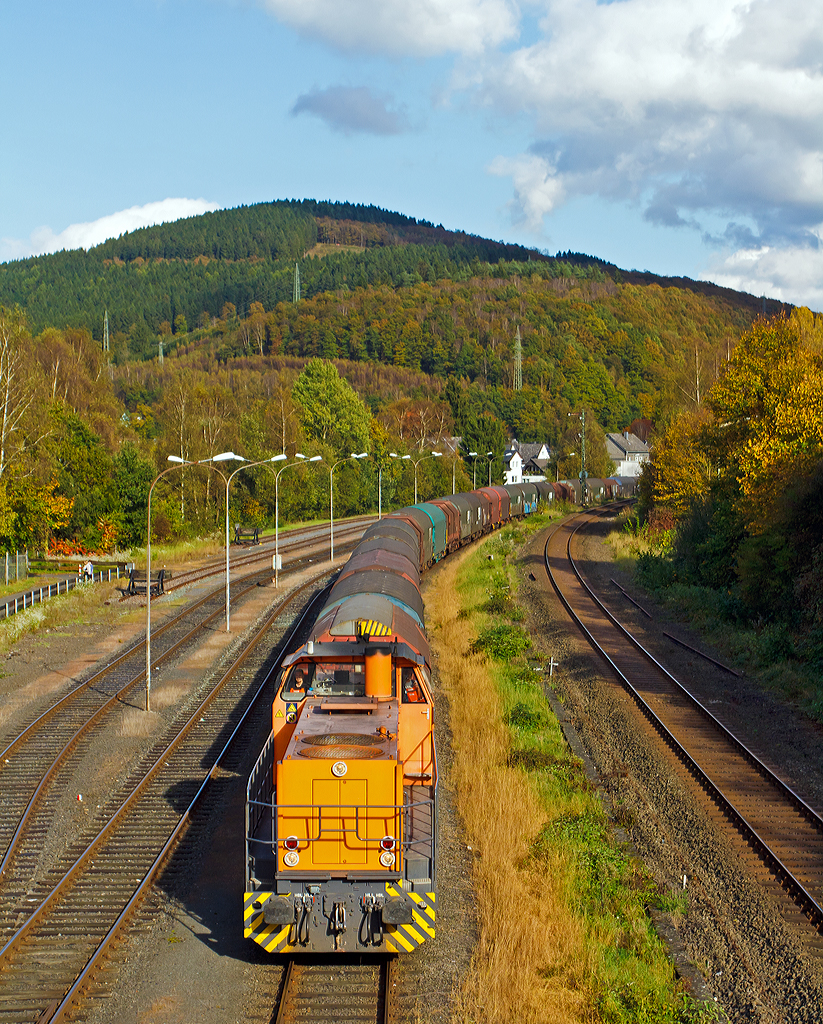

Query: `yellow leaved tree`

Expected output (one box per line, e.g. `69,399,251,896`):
706,309,823,532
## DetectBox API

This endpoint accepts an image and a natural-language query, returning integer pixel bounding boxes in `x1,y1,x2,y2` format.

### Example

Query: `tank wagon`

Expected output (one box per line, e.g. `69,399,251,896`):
243,482,564,955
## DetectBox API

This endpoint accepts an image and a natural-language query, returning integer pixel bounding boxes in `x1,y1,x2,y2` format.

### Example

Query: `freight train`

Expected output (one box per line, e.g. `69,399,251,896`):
242,478,614,955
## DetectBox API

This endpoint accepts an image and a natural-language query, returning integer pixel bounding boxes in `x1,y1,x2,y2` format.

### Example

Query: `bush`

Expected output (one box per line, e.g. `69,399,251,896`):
507,700,549,731
635,551,676,591
471,623,531,660
752,623,795,665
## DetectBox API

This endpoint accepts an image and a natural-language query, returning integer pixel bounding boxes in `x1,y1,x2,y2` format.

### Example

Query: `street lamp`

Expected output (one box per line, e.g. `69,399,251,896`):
468,451,478,488
224,453,287,631
328,453,368,562
416,452,443,504
485,450,494,486
146,451,239,712
391,451,441,504
274,454,322,587
568,408,587,502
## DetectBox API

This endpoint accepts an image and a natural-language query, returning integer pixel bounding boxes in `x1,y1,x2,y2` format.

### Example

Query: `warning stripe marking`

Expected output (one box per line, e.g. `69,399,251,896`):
399,922,424,944
264,926,291,952
387,927,414,952
357,619,391,637
411,910,436,937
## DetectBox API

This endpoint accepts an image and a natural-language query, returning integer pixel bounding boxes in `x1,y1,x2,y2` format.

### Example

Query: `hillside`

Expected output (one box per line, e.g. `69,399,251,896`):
0,197,794,556
0,199,786,341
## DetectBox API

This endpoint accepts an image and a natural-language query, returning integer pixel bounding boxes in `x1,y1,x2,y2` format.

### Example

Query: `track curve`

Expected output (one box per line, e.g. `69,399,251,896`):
544,506,823,936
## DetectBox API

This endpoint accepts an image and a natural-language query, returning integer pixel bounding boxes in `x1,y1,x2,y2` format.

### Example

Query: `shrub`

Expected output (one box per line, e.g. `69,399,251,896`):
507,700,549,731
635,551,676,591
470,623,531,660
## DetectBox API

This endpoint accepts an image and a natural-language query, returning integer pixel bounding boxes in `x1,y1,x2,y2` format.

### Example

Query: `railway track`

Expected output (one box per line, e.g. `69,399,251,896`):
163,518,373,594
544,506,823,942
274,955,396,1024
0,573,334,1023
0,526,365,911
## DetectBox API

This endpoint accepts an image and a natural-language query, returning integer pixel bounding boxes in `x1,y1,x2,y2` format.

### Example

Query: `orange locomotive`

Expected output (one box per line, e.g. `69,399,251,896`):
244,535,437,954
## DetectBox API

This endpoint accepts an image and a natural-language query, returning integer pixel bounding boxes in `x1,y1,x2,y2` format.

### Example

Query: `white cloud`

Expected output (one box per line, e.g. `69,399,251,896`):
479,0,823,247
703,233,823,311
292,86,410,135
258,0,519,56
0,198,219,262
489,153,565,228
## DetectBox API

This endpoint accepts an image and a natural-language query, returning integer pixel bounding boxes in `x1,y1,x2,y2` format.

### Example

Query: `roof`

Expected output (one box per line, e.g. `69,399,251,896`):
517,442,550,462
605,432,650,459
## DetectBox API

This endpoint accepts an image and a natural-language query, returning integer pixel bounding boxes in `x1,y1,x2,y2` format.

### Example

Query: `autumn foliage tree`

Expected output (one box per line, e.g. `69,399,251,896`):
646,309,823,641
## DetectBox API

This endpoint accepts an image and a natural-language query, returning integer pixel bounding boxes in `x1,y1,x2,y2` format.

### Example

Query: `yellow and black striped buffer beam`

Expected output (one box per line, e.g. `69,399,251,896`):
383,883,436,953
357,619,392,638
244,891,295,954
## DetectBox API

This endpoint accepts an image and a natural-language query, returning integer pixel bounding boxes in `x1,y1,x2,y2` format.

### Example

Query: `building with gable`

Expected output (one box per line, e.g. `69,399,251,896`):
605,431,650,477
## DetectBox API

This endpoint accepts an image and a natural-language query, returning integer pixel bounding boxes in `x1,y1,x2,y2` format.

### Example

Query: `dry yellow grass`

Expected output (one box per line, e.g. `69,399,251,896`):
148,681,188,711
428,549,594,1024
0,580,123,654
118,707,159,737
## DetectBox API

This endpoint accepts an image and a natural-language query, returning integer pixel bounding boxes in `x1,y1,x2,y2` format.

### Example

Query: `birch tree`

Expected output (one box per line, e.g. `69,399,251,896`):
0,306,37,480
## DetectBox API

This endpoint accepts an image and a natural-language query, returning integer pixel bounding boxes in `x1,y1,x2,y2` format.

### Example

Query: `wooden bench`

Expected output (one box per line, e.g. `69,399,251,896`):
127,568,166,597
234,525,260,545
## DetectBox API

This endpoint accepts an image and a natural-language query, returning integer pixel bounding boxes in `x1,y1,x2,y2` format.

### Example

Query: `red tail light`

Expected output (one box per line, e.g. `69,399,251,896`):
283,836,299,852
380,836,395,851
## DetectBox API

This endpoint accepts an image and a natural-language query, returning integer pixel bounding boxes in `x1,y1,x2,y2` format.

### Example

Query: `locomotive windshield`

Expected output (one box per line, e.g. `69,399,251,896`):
282,661,366,697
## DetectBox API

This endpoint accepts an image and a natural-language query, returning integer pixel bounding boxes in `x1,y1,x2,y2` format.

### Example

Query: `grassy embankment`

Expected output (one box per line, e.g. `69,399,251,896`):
431,513,718,1024
0,580,128,656
608,510,823,724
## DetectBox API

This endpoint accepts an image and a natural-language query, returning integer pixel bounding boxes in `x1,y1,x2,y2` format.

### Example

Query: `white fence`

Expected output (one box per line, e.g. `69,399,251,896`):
2,566,121,620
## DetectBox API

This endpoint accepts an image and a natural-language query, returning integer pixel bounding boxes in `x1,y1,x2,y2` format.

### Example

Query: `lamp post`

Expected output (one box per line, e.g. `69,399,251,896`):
391,451,441,504
146,451,239,712
224,454,286,630
468,451,478,488
274,455,322,587
388,453,408,511
415,452,442,504
329,452,368,562
486,450,494,486
568,408,587,502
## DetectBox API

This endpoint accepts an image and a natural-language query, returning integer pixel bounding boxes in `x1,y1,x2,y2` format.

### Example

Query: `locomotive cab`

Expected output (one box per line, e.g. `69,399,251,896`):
245,639,436,954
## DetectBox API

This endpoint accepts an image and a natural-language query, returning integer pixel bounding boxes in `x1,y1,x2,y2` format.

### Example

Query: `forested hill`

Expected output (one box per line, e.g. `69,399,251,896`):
0,200,549,337
0,199,785,339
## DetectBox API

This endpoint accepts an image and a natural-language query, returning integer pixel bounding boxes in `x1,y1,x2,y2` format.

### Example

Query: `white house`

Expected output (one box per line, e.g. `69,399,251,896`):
502,449,524,485
605,432,650,477
503,441,552,484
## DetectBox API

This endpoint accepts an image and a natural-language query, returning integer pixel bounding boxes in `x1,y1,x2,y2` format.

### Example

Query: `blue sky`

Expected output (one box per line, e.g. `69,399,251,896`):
2,0,822,308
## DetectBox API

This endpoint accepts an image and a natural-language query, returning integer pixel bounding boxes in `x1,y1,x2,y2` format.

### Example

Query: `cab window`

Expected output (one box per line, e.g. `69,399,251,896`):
311,662,365,697
401,666,426,703
281,663,314,699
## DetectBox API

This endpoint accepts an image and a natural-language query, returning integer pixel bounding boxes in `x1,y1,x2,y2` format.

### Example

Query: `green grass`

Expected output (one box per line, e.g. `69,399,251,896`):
604,513,823,726
455,518,719,1024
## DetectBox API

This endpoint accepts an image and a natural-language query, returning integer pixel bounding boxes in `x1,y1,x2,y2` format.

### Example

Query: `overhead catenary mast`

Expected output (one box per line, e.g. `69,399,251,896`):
513,325,522,390
293,263,301,303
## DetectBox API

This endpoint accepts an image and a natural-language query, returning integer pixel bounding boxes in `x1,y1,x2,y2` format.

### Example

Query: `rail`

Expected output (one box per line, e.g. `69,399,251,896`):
11,575,333,1023
545,508,823,931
